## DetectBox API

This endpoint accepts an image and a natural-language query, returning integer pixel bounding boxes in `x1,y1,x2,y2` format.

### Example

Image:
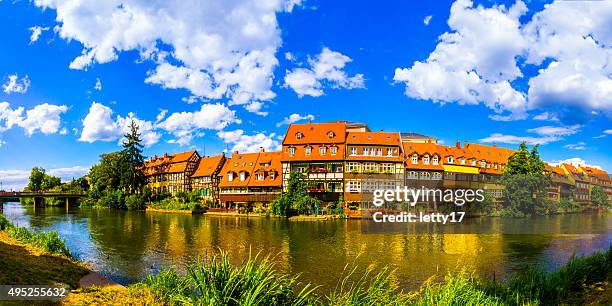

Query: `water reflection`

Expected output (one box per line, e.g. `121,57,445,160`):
2,202,610,290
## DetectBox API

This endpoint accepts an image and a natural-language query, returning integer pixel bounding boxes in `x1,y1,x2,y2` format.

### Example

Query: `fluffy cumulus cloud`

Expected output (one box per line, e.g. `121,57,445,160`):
0,166,89,191
156,103,240,146
394,0,612,122
479,124,580,145
276,113,314,127
284,47,365,97
29,26,49,44
217,129,280,153
35,0,301,113
3,74,31,94
79,102,161,146
0,101,68,136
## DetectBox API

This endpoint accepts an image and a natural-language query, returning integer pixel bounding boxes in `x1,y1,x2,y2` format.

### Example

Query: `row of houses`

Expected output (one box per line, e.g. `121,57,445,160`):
143,121,612,208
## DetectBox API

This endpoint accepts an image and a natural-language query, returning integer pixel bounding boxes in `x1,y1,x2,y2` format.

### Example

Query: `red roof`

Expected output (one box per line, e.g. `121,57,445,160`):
282,122,347,145
192,154,225,178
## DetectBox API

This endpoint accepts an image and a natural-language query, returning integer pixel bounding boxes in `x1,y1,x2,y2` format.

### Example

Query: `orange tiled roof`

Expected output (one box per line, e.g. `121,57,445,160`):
544,163,566,176
282,122,347,145
563,163,581,175
144,150,198,175
581,166,610,182
249,151,282,187
346,131,400,145
402,142,444,170
192,154,225,178
464,143,514,174
219,153,259,188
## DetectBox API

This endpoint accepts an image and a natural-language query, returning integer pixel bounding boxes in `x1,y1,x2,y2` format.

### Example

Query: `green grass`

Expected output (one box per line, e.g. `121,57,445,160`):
0,214,72,259
134,246,611,306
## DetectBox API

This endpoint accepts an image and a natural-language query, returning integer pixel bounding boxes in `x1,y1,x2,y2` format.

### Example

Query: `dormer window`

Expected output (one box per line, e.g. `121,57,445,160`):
460,158,465,165
432,155,439,165
480,161,486,168
239,171,246,181
331,146,338,155
270,172,276,180
256,173,264,180
289,147,295,156
327,131,335,138
471,160,476,166
320,146,326,155
296,132,303,139
305,146,312,156
447,156,454,164
387,148,393,156
411,154,418,164
228,172,234,182
423,155,430,165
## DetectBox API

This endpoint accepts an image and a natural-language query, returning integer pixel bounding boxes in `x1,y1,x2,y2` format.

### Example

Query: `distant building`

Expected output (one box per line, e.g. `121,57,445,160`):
144,151,200,194
560,163,591,204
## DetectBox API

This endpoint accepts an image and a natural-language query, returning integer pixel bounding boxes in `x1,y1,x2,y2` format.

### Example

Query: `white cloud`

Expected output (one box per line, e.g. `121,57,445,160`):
157,103,240,146
244,101,268,116
0,166,89,191
423,15,432,25
155,109,168,123
35,0,302,113
0,102,67,136
284,47,365,97
79,102,160,147
29,26,49,44
533,112,559,121
0,140,5,147
285,52,295,61
593,129,612,139
276,113,314,127
394,0,612,122
94,78,102,91
564,142,586,150
217,129,280,153
480,124,580,145
19,103,68,136
549,158,601,170
3,74,31,94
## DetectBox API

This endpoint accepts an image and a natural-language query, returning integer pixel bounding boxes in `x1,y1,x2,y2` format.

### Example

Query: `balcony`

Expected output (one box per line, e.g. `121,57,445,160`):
307,167,328,173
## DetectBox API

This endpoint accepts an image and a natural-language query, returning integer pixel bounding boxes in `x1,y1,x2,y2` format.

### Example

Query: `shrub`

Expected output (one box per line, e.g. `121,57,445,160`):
1,217,72,259
270,194,291,216
125,194,146,211
99,190,126,209
0,214,14,230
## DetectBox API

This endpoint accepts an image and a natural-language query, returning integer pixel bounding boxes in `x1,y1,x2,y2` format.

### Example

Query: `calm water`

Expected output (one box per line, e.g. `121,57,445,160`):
2,202,611,290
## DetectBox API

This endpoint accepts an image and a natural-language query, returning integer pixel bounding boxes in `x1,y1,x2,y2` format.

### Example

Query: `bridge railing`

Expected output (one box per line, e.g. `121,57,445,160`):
0,191,86,197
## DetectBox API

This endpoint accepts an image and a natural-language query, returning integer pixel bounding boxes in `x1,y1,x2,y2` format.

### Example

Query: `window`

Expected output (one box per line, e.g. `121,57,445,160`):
305,146,312,156
320,146,326,155
480,161,486,168
447,156,454,163
432,172,442,180
377,148,382,156
423,155,430,165
363,162,377,172
432,155,439,165
296,132,303,139
408,171,418,179
239,172,246,181
331,146,337,155
411,154,418,164
327,131,335,138
460,158,466,165
256,173,264,180
494,164,498,170
227,172,234,182
363,148,369,155
381,163,393,173
486,163,490,169
471,159,476,166
347,180,361,192
347,162,360,172
350,147,357,156
387,148,393,156
289,147,295,156
270,172,276,180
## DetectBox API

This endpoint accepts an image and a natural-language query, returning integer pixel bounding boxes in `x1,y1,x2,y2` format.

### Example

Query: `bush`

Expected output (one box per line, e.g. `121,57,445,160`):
293,196,320,215
0,215,14,231
270,194,291,216
125,194,146,211
98,190,126,209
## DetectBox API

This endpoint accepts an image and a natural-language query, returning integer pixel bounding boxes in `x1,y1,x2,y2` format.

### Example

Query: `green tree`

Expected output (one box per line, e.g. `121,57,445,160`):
41,175,61,190
88,152,125,198
501,142,552,216
591,186,609,208
121,119,146,194
28,167,46,191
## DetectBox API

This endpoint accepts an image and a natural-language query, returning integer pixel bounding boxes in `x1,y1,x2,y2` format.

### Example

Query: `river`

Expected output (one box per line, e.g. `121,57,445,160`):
2,202,610,290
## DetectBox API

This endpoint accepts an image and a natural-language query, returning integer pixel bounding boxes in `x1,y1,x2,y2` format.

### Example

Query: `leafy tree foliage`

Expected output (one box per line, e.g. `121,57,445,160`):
27,167,61,191
501,142,552,216
591,186,609,208
270,172,320,216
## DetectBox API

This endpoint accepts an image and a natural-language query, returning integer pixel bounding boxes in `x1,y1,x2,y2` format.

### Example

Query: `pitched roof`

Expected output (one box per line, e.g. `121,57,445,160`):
144,150,198,175
402,142,444,170
218,152,259,188
192,154,225,178
249,151,282,187
346,131,401,145
282,122,347,145
544,163,566,176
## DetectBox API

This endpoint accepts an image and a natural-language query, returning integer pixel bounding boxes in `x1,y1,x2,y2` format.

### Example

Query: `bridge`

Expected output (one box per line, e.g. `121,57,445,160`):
0,191,86,209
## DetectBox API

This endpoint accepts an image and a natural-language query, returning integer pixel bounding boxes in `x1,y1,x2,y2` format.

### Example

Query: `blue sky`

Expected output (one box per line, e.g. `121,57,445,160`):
0,0,610,190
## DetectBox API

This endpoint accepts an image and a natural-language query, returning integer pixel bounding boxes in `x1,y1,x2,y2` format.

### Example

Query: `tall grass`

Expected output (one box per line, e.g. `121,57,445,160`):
141,251,318,305
0,214,72,259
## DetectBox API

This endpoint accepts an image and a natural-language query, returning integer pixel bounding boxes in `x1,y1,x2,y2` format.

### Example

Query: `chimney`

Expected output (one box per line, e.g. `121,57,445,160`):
260,147,265,152
164,153,168,158
455,140,460,148
493,143,497,147
465,143,470,149
233,150,239,155
154,155,158,160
